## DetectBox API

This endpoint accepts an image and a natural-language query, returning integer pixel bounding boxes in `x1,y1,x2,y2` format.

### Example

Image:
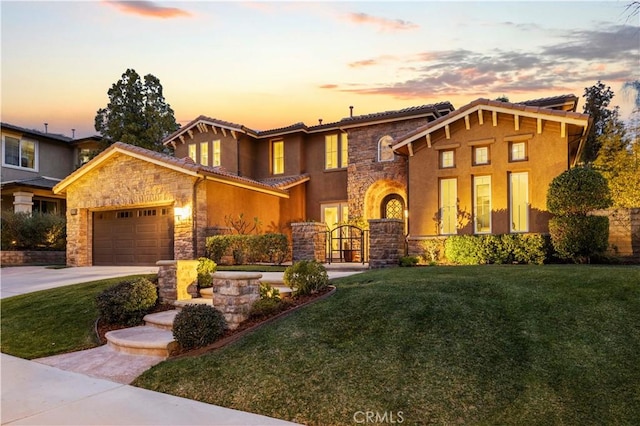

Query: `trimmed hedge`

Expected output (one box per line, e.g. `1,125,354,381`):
283,260,329,296
549,215,609,263
206,233,289,265
444,234,550,265
96,277,158,326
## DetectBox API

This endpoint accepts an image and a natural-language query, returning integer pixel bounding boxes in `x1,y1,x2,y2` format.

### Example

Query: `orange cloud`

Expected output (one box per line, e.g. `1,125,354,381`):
104,1,191,19
345,12,418,31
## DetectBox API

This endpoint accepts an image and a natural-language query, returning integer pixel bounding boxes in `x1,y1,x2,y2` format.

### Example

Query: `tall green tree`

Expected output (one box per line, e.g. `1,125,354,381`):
95,69,179,153
581,81,615,163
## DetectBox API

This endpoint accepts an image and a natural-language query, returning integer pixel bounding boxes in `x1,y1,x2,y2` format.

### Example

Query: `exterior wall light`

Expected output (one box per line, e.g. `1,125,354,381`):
174,205,191,220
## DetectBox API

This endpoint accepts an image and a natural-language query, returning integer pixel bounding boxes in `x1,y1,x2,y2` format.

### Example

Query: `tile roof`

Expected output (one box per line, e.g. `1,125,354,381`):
54,142,290,196
518,94,579,111
163,102,456,144
392,97,590,150
259,174,310,189
1,176,62,190
1,122,73,143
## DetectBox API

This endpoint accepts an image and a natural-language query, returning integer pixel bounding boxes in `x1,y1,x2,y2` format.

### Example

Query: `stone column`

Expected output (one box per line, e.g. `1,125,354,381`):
368,219,405,268
13,191,33,213
211,272,261,330
291,222,327,262
156,259,198,303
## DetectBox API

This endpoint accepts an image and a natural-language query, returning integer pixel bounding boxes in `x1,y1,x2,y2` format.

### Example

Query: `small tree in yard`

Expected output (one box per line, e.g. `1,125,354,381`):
547,167,612,263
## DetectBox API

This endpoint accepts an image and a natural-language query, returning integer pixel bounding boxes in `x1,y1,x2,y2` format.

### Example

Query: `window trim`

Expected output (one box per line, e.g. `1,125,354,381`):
509,141,528,162
472,146,490,166
440,149,455,169
2,135,38,172
439,178,458,235
380,194,404,219
473,175,492,234
212,140,221,167
325,133,348,170
271,139,284,175
509,171,529,233
200,141,209,166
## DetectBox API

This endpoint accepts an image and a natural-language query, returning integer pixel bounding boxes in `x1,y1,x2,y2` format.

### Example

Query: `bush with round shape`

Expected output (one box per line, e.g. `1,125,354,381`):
172,304,227,350
546,167,611,215
283,260,329,296
96,277,158,326
549,215,609,263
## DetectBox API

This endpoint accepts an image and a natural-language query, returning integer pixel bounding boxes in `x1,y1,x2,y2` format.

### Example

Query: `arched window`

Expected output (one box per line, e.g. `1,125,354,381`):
381,194,404,219
378,135,395,162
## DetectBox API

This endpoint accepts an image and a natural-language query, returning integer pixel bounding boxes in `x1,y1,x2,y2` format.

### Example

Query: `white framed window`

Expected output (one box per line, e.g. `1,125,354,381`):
188,144,196,162
212,140,221,167
272,140,284,175
440,178,457,235
474,175,491,234
510,172,529,232
510,141,527,161
3,136,37,171
473,146,489,165
200,142,209,166
378,135,395,162
441,150,455,168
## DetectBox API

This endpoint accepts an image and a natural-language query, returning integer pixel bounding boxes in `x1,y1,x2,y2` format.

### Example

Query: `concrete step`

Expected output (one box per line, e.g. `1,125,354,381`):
105,326,177,358
144,310,179,330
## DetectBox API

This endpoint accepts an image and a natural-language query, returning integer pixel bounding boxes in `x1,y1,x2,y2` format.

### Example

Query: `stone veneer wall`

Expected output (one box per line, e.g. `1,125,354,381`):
156,259,199,303
65,153,202,266
368,219,405,268
211,272,261,330
593,208,640,263
1,250,66,265
346,117,429,219
291,222,327,262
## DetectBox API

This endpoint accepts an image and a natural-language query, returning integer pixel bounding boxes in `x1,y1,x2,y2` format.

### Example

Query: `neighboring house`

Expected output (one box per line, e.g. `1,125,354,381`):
54,95,590,266
392,96,591,254
1,122,101,215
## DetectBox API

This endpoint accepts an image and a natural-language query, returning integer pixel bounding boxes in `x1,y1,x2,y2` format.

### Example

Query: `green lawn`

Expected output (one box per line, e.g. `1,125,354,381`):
134,265,640,425
0,275,155,359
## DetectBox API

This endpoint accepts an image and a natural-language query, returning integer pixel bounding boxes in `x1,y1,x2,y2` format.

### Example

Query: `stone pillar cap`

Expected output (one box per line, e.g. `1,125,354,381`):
212,271,263,280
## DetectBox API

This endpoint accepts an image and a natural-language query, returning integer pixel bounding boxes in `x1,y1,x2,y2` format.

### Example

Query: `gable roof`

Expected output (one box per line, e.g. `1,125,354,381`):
53,142,291,198
392,97,591,163
163,102,455,146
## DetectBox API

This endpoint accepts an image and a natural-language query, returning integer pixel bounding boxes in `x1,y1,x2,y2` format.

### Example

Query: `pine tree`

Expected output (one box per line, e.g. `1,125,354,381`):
95,69,179,153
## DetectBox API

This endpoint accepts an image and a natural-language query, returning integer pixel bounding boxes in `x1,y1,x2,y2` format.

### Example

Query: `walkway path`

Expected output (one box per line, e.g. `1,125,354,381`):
1,264,366,425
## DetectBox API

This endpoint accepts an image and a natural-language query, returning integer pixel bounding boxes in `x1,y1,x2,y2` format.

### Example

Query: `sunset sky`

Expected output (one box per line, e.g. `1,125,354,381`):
1,1,638,139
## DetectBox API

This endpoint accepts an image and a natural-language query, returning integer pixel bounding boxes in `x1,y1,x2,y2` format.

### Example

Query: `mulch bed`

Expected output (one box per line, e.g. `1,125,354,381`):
95,286,336,357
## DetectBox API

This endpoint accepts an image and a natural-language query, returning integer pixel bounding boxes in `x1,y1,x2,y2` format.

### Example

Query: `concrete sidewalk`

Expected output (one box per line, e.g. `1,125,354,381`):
1,264,365,425
1,354,299,425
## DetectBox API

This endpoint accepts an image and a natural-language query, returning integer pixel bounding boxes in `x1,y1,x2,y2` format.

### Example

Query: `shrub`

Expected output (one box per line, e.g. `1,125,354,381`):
259,282,281,301
547,167,612,262
283,260,329,296
547,167,612,215
206,236,232,263
1,211,66,251
197,257,217,288
172,304,227,350
255,233,289,264
399,256,419,267
248,298,293,319
549,215,610,263
419,239,445,264
444,234,551,265
444,236,484,265
96,277,158,326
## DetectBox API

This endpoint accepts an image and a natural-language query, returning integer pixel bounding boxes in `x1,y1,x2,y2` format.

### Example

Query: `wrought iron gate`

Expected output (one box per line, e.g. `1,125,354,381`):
326,224,369,264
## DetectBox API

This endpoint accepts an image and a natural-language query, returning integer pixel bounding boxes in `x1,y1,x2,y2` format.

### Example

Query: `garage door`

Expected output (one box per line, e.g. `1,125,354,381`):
93,207,174,266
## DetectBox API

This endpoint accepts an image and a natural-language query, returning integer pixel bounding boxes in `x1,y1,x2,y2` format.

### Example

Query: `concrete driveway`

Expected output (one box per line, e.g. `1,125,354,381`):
0,266,158,299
